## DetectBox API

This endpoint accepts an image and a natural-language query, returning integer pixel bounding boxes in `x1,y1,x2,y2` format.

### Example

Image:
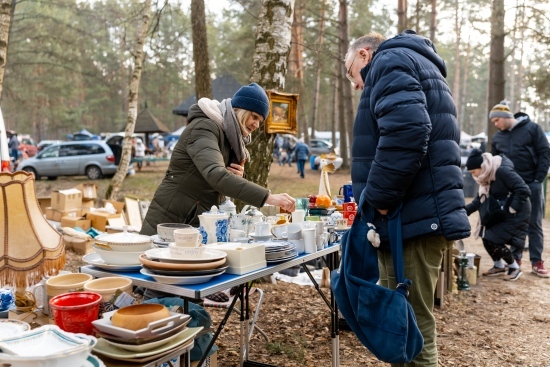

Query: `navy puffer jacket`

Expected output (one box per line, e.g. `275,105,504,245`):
351,30,470,243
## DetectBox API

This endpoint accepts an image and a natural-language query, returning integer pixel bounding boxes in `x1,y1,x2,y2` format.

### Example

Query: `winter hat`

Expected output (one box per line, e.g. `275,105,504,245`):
489,100,514,120
231,83,270,120
466,149,484,170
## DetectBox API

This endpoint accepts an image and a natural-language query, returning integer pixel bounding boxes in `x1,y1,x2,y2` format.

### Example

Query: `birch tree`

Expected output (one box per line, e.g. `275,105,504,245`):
106,0,153,200
247,0,295,188
0,0,13,100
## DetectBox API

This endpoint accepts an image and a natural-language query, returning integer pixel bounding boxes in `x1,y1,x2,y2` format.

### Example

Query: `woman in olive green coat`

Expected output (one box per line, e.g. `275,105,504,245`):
141,83,295,234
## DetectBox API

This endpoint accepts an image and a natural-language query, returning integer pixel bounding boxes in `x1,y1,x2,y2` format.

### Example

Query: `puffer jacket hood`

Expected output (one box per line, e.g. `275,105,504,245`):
377,30,447,77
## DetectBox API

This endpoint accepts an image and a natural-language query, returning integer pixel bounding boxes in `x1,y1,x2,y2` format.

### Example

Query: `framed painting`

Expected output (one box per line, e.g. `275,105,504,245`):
264,91,299,135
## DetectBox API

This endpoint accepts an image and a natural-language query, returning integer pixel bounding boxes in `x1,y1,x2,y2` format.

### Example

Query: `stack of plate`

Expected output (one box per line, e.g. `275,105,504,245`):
262,241,298,263
92,311,202,363
138,248,228,285
151,234,170,248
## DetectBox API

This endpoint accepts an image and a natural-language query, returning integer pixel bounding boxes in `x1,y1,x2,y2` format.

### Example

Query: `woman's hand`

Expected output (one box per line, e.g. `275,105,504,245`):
266,193,296,212
227,160,245,178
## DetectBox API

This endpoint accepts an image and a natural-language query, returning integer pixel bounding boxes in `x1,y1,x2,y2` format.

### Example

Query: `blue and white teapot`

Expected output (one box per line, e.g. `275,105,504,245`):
198,205,230,244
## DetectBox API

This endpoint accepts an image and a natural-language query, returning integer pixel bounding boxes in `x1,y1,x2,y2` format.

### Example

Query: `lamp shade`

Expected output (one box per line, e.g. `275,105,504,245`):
0,171,65,288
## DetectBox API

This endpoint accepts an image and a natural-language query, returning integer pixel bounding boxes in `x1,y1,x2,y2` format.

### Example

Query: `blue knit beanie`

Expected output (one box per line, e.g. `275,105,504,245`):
231,83,270,120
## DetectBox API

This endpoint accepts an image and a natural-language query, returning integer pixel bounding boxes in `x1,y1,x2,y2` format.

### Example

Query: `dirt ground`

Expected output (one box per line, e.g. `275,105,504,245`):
56,163,550,366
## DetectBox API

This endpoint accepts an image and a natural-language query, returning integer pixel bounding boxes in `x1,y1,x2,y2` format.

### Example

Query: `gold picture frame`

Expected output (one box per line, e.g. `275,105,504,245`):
264,90,299,135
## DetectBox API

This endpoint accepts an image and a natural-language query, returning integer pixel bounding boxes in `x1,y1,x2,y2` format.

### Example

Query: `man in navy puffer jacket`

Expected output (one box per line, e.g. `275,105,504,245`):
345,30,470,366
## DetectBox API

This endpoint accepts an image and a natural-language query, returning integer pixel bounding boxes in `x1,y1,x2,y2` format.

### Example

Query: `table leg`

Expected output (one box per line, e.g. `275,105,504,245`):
239,287,245,367
244,282,250,361
330,251,340,367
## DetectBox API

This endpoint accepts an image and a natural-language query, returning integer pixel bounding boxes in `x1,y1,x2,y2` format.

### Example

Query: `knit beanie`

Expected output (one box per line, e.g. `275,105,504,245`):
231,83,270,120
466,149,484,170
489,100,514,119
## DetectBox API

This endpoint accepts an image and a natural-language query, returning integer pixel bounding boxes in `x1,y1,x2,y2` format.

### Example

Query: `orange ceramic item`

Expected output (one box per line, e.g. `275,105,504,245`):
315,195,331,209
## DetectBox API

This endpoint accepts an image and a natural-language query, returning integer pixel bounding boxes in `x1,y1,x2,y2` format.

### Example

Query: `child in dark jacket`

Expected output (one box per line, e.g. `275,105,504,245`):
465,149,531,281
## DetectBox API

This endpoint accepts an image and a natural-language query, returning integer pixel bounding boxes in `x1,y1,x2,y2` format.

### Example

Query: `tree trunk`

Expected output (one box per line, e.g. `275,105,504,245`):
331,57,339,155
486,0,505,149
414,0,421,33
246,0,295,192
106,0,152,200
514,1,526,112
0,0,13,100
191,0,212,100
289,0,307,142
310,0,326,140
398,0,408,33
430,0,437,42
459,35,471,133
338,0,352,169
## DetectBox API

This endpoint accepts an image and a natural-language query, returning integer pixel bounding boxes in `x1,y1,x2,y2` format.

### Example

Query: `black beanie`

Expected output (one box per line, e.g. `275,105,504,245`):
231,83,270,120
466,149,483,170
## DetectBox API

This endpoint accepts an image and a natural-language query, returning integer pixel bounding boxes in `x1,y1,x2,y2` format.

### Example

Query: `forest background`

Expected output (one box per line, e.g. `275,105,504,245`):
1,0,550,150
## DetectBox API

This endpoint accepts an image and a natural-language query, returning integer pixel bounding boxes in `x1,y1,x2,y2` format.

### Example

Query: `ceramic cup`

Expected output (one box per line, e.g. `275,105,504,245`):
173,228,203,247
316,234,327,250
336,218,348,229
271,224,289,239
292,209,306,223
290,239,305,254
255,222,272,237
287,223,303,240
229,229,247,242
312,221,324,236
302,228,317,254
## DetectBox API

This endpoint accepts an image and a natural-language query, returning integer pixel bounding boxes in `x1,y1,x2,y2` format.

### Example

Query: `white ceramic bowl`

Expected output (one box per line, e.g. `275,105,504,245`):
92,245,143,265
0,325,96,367
94,229,153,252
157,223,192,242
83,277,133,301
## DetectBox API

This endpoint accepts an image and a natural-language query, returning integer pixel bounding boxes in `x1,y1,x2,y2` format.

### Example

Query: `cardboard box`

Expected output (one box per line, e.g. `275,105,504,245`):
45,207,54,220
37,197,51,214
63,234,94,255
61,216,91,230
50,208,81,222
81,198,95,215
75,183,98,199
105,200,125,214
86,211,121,231
51,189,82,211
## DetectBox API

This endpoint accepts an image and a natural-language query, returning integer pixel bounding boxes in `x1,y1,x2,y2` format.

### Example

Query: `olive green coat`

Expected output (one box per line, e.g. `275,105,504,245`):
140,105,270,235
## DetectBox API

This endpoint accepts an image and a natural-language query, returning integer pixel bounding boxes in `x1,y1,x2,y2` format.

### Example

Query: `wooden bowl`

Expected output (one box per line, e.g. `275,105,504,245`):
111,304,170,331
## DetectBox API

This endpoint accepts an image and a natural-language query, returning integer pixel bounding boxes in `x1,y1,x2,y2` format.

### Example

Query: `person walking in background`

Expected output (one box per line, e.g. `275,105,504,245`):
282,138,293,167
490,102,550,278
8,132,18,163
294,139,310,179
465,149,531,281
134,138,146,171
345,30,470,366
273,135,283,166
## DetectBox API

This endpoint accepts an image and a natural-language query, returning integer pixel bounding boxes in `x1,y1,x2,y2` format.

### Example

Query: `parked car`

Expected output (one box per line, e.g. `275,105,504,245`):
309,138,333,156
37,140,63,152
0,108,11,172
17,141,118,180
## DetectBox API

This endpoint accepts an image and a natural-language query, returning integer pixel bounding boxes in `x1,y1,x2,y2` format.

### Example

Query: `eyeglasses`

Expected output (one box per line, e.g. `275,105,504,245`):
346,54,357,84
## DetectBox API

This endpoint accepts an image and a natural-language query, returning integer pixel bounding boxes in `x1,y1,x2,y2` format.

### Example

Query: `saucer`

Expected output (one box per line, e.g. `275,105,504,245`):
249,234,272,241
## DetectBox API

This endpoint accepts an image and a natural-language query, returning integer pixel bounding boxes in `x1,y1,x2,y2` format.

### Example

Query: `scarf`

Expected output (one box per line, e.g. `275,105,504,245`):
197,97,251,164
471,152,502,239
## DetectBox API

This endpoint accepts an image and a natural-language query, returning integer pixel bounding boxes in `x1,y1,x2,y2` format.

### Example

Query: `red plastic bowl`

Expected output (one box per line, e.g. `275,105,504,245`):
49,291,102,335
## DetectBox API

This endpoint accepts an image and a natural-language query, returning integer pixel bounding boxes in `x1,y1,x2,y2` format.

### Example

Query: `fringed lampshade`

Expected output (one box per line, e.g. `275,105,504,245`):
0,171,65,288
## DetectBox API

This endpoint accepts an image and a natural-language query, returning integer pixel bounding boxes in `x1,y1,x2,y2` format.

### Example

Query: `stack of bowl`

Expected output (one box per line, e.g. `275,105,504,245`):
92,227,153,266
152,223,192,247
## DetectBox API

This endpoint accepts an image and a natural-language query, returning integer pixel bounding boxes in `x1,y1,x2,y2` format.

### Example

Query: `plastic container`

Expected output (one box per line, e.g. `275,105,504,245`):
310,155,319,170
49,291,102,335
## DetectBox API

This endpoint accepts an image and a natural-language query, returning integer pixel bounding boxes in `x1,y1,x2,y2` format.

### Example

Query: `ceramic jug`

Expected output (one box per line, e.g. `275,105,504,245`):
243,205,266,236
198,205,230,244
219,197,237,217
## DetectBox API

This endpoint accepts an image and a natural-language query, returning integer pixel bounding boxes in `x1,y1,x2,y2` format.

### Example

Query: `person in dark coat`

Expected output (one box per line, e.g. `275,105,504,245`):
490,103,550,278
140,83,295,234
465,149,531,281
293,139,310,178
344,30,471,366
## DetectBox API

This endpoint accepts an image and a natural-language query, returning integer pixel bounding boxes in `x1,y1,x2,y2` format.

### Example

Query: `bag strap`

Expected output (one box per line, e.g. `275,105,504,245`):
358,188,410,298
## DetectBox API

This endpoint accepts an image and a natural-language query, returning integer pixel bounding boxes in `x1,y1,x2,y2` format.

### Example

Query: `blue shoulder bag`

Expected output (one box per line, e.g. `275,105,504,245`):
331,193,424,363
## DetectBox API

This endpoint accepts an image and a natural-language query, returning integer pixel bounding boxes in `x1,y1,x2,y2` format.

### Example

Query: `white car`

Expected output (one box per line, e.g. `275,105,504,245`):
0,108,11,172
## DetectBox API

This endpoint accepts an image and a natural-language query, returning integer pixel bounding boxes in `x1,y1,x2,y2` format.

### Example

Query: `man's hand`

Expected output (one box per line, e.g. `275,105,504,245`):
227,160,245,178
377,208,388,215
266,193,296,212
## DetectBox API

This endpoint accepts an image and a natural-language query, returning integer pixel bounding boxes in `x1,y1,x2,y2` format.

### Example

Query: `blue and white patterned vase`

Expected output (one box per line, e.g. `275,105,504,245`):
215,219,228,242
198,205,230,244
199,226,208,245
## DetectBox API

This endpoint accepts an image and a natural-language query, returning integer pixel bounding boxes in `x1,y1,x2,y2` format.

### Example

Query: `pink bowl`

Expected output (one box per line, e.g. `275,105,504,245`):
49,291,102,335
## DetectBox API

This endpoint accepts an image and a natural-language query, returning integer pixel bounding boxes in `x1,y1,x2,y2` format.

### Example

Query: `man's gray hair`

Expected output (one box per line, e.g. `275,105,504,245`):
345,32,386,62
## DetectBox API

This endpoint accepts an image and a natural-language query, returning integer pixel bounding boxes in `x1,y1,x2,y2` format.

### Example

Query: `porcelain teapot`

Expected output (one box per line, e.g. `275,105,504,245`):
198,205,230,244
230,205,266,236
219,197,237,217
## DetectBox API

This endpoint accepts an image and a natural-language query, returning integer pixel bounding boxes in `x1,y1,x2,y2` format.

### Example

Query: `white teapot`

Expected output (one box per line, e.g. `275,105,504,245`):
198,205,230,244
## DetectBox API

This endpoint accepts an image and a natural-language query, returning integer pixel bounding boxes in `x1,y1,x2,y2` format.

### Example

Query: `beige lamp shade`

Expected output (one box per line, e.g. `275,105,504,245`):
0,171,65,288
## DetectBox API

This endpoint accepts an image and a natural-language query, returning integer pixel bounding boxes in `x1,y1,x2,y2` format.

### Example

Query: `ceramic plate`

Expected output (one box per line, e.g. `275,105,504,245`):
144,248,227,263
102,325,188,352
151,234,171,246
94,320,189,345
93,326,202,362
142,264,229,277
266,251,298,264
139,254,226,271
140,268,225,285
0,320,30,339
92,311,191,340
83,253,142,272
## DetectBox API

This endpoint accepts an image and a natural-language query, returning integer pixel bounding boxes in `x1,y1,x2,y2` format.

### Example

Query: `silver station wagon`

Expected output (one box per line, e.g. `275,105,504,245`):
17,141,119,180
